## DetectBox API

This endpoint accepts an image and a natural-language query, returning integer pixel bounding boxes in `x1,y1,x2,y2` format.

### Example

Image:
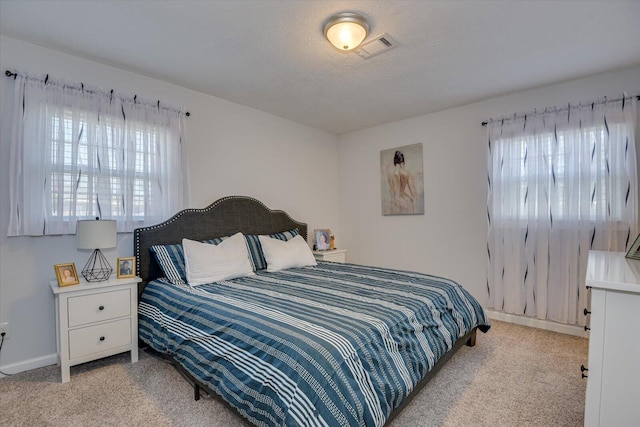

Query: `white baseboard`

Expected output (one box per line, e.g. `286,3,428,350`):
485,310,588,338
0,353,57,378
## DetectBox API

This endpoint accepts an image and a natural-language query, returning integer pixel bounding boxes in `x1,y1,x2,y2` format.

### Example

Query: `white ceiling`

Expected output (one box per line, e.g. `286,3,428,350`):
1,0,639,135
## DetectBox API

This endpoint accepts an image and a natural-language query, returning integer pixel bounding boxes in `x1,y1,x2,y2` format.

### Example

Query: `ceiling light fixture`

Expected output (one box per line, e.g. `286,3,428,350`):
323,12,369,52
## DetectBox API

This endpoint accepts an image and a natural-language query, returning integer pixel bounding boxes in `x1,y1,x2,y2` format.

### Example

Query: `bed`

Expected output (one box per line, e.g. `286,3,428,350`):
135,196,490,426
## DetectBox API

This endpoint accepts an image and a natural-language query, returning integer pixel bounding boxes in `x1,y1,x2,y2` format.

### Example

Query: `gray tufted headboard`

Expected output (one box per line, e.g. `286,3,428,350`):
134,195,307,293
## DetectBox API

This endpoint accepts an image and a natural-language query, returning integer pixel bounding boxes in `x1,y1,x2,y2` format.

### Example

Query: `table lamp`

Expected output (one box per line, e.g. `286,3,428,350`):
77,218,117,282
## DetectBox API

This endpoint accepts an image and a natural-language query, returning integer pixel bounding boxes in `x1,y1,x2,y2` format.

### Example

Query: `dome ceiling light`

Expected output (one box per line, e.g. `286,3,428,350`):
323,12,370,52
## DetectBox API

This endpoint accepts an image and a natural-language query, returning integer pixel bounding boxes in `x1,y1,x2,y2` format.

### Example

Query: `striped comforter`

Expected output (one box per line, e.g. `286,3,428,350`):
139,262,490,427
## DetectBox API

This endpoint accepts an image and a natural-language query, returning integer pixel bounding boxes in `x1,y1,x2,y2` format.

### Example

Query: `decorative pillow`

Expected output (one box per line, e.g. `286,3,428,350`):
149,243,188,285
258,234,317,272
245,228,299,271
203,237,227,245
183,232,254,286
150,236,226,285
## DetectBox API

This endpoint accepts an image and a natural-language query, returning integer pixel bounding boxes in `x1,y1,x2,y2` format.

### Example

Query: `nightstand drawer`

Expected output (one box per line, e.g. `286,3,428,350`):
68,318,131,360
322,252,346,262
313,249,347,263
68,289,131,327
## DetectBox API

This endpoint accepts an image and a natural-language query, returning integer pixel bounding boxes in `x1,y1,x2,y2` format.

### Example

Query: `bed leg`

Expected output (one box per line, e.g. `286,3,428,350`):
466,329,477,347
194,384,201,401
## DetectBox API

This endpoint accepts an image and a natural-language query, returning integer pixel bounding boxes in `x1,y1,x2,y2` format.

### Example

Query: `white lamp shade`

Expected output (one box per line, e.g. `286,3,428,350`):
77,220,117,249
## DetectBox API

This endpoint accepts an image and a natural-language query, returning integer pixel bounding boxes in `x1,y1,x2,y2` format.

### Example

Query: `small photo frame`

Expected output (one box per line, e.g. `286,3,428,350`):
626,234,640,260
54,263,80,287
117,257,136,279
315,229,332,251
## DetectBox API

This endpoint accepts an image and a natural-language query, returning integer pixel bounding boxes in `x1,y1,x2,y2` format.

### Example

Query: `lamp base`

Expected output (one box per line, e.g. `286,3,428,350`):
82,249,113,282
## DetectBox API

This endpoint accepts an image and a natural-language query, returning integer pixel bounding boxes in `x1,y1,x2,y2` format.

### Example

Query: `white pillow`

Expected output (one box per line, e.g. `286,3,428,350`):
258,234,317,272
183,232,254,286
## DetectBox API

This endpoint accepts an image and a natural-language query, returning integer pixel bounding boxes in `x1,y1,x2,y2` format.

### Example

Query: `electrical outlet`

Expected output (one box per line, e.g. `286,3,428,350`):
0,322,8,337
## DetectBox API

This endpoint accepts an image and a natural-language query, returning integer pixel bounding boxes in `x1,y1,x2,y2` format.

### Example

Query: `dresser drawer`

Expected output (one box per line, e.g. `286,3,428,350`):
68,289,131,327
68,318,131,360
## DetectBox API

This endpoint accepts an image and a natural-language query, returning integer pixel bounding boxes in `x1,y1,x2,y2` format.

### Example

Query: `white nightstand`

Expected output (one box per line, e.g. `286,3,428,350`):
313,249,347,263
49,276,141,383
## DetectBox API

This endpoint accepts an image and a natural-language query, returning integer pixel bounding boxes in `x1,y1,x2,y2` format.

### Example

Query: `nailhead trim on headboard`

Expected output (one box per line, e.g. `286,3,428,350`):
134,195,307,290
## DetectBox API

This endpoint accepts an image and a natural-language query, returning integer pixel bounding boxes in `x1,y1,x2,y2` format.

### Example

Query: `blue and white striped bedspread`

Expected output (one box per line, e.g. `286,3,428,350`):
139,262,490,427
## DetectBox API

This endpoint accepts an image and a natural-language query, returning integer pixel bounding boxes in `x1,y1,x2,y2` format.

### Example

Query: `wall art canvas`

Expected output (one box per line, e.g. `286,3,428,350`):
380,143,424,215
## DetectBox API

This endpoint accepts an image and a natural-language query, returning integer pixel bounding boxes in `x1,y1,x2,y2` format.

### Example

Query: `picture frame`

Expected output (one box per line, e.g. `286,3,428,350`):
54,263,80,287
117,256,136,279
625,234,640,260
380,143,425,216
314,229,332,251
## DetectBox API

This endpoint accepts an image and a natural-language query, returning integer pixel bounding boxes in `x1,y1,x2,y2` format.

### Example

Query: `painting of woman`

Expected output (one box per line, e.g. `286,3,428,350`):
380,143,424,215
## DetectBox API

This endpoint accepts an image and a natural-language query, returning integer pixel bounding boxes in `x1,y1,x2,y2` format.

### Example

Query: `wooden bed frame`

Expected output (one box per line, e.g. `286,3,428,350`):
134,195,477,426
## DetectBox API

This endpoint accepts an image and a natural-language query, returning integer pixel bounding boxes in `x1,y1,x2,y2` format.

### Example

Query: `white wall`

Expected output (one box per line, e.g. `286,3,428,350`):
0,36,340,373
1,33,638,374
337,65,640,307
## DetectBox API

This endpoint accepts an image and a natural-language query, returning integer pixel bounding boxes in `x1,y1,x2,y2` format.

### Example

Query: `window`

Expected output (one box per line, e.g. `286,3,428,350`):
486,98,637,326
48,110,160,222
491,121,632,223
7,73,187,236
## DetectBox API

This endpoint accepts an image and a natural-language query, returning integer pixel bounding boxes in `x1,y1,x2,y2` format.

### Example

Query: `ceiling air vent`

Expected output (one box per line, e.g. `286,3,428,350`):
355,33,398,59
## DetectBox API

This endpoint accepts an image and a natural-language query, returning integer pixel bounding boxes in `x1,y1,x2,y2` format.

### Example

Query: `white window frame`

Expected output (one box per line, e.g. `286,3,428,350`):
47,108,162,224
492,121,631,224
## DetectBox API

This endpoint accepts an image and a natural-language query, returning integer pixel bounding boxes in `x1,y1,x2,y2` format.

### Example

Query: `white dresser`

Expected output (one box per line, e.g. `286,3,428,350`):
584,250,640,427
50,276,141,383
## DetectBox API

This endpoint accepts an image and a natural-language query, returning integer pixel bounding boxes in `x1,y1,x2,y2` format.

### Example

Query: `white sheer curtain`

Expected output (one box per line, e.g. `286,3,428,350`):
7,73,188,236
486,97,637,325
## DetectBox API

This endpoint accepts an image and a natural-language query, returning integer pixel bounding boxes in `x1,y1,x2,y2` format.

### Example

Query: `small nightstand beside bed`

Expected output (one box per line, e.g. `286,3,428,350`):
135,196,490,427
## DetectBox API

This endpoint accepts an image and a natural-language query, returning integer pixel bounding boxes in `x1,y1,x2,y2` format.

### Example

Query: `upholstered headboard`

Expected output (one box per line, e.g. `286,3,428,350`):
134,196,307,291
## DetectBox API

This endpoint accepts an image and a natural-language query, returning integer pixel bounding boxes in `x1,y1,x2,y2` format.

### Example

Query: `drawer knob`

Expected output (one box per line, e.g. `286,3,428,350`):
584,326,590,331
582,373,588,379
99,305,104,311
581,364,588,372
584,308,591,316
99,336,105,341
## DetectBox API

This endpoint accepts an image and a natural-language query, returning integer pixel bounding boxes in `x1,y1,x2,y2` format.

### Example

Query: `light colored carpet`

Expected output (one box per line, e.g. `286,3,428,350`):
0,320,588,426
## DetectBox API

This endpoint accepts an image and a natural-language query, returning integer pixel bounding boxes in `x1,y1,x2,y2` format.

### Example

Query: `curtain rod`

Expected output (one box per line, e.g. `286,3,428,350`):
5,70,190,117
481,93,639,126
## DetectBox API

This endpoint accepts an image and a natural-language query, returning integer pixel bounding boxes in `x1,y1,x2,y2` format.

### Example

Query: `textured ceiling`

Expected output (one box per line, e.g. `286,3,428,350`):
1,0,639,135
